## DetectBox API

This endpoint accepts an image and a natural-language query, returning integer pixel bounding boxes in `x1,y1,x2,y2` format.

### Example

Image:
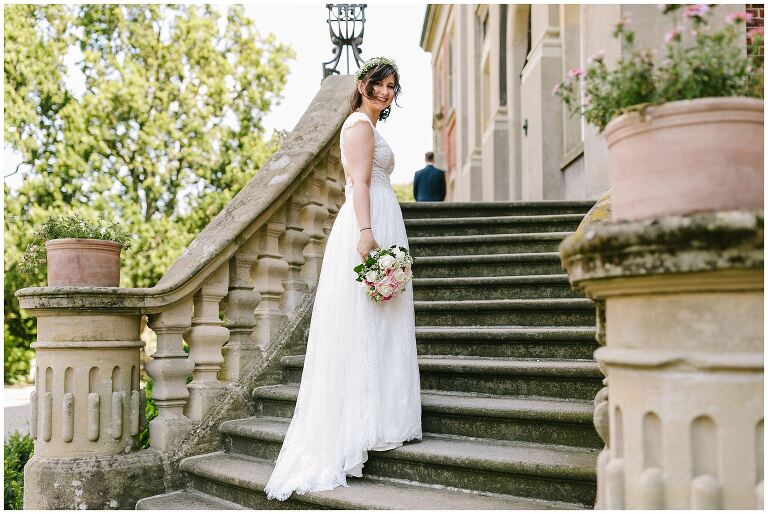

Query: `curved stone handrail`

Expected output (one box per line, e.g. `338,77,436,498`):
16,75,353,313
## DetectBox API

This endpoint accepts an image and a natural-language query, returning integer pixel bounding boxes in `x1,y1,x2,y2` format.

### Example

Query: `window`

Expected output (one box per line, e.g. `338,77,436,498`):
499,5,508,106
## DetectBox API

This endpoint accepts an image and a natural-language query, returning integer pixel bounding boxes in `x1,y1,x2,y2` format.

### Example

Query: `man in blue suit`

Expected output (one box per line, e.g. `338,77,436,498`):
413,152,446,202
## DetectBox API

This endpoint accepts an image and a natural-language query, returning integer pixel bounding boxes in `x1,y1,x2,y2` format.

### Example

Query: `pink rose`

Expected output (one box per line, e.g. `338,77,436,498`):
588,49,606,64
726,12,753,23
568,68,584,79
685,4,709,19
664,27,682,44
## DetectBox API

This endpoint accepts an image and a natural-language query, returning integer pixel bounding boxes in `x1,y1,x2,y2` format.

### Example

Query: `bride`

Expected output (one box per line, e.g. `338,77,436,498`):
264,57,422,501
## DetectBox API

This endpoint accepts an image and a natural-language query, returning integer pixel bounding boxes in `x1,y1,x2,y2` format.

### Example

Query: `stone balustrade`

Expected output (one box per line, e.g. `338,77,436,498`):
16,75,354,509
560,207,764,509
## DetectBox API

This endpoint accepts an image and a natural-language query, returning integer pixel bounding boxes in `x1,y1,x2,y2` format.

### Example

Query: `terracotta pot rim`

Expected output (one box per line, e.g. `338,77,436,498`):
604,96,764,139
45,238,123,249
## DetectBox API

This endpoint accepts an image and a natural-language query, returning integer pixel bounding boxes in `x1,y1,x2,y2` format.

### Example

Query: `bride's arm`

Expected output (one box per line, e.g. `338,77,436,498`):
344,121,379,260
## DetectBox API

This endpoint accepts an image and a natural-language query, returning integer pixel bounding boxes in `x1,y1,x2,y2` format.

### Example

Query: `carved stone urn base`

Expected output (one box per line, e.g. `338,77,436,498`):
560,209,764,509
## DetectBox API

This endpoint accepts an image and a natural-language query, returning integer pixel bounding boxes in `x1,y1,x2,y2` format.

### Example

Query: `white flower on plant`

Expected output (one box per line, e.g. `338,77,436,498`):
378,284,394,297
378,255,396,270
365,270,378,282
393,269,407,283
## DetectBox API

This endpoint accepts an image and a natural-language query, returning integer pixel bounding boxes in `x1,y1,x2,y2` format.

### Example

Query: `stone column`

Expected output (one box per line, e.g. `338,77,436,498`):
519,3,563,200
23,309,164,509
221,244,260,382
322,152,345,240
184,262,231,420
252,207,290,348
280,186,311,313
300,166,331,285
145,298,196,451
560,209,764,509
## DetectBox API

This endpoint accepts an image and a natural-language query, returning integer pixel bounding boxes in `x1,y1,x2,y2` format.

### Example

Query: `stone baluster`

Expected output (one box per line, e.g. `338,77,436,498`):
560,209,763,509
322,154,344,238
221,244,261,382
145,298,195,451
280,185,311,312
183,262,231,420
252,207,290,348
300,166,330,285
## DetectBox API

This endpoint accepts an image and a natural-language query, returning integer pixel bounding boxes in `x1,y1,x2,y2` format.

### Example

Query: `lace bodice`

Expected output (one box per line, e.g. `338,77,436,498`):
340,112,395,191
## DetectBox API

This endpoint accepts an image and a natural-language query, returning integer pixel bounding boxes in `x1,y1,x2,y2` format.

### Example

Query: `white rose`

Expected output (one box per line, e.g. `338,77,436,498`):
378,284,394,297
378,255,396,269
393,269,407,283
365,270,378,282
394,249,405,261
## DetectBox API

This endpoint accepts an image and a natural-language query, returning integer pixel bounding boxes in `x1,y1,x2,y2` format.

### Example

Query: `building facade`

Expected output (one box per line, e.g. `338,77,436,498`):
420,4,756,202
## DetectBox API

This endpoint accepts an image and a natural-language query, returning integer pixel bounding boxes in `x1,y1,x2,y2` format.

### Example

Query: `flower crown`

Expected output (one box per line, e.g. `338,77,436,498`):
354,56,398,82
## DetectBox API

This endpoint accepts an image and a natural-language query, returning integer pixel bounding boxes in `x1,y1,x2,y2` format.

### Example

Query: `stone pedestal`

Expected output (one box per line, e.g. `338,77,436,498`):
560,210,764,509
21,310,164,508
23,450,165,509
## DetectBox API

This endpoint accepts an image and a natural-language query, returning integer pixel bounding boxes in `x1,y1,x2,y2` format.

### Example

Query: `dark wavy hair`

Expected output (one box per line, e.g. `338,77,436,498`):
348,63,402,121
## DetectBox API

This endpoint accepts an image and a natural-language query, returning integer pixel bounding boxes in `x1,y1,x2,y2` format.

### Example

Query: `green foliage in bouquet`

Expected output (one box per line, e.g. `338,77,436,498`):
18,214,134,277
554,4,764,131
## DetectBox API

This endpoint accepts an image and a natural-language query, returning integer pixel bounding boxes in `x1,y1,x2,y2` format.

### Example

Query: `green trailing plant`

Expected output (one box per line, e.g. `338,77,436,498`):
18,214,134,276
4,431,35,510
554,4,764,131
137,375,158,449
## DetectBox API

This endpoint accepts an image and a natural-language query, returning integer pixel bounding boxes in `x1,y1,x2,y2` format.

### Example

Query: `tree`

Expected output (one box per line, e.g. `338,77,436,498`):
4,4,295,382
391,182,415,203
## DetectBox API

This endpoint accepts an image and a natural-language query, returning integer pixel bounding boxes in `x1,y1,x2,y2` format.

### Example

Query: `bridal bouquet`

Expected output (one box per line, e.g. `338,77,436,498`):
353,245,414,302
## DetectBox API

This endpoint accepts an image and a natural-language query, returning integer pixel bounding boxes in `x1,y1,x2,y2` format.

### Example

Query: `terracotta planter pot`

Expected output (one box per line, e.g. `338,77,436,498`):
45,239,122,287
604,97,764,222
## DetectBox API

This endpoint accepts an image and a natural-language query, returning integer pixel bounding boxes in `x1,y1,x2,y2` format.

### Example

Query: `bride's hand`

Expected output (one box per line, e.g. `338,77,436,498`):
357,230,379,261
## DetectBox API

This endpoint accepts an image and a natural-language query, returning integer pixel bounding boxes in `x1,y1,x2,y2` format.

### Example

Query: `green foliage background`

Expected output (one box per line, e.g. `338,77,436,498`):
4,431,34,510
4,4,294,383
391,182,415,203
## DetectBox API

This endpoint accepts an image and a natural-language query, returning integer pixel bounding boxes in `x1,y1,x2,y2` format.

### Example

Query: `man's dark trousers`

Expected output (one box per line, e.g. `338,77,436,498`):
413,164,446,201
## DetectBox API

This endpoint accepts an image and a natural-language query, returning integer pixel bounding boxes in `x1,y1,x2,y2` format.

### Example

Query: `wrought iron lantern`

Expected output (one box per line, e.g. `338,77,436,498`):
322,4,367,80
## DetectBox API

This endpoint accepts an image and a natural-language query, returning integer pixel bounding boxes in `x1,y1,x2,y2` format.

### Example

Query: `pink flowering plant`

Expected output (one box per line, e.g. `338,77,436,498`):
554,4,764,131
353,245,414,302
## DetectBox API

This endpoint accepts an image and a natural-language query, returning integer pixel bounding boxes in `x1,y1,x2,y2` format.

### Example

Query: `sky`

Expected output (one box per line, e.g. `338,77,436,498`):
3,2,434,190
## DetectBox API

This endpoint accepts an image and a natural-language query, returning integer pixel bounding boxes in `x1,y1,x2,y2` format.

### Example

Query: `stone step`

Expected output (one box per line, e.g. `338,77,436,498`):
412,274,580,301
136,489,248,510
179,451,584,509
251,383,602,448
413,252,567,278
404,214,584,237
415,357,603,399
415,325,597,359
216,418,598,505
414,298,595,327
409,232,572,257
416,356,603,399
400,201,594,219
279,354,603,400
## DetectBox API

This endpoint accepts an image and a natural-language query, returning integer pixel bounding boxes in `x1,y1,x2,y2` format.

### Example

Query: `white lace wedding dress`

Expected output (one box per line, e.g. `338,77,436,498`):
264,111,422,501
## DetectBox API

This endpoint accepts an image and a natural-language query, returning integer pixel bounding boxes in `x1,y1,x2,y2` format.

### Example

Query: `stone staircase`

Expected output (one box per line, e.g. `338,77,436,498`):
137,200,602,510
